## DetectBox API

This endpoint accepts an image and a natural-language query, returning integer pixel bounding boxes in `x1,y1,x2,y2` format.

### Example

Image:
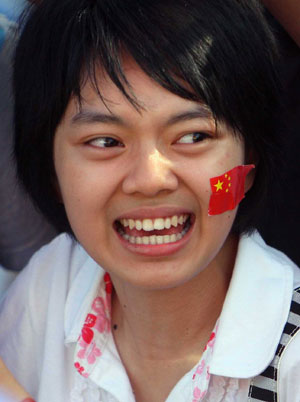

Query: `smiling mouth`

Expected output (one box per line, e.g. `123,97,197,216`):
114,214,193,245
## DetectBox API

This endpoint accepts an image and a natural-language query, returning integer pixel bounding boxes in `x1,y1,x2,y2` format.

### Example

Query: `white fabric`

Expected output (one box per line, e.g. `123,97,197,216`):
210,233,297,377
0,232,299,402
0,265,17,300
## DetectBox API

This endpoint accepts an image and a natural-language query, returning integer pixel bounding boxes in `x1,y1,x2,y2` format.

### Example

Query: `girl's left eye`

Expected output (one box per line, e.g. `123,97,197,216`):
87,137,124,148
176,132,211,144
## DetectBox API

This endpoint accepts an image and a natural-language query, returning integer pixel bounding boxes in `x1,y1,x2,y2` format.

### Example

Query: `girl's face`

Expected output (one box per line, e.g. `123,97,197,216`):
54,59,253,290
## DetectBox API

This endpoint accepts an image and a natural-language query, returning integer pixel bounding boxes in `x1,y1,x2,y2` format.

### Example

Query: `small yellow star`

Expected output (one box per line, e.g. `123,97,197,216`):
214,180,223,191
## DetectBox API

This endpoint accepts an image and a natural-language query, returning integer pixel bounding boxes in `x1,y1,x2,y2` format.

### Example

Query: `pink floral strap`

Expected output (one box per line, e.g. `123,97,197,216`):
74,273,112,378
191,322,218,401
21,399,36,402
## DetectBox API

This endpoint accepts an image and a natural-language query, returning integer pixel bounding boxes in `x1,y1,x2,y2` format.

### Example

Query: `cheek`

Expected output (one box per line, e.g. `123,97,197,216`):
55,154,116,226
174,147,244,231
175,152,242,206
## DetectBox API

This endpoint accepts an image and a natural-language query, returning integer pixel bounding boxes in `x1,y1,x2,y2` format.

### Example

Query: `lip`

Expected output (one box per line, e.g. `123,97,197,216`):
115,206,193,221
114,210,195,257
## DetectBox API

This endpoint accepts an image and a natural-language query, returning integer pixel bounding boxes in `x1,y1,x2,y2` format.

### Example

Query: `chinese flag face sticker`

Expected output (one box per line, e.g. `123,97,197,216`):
208,165,255,215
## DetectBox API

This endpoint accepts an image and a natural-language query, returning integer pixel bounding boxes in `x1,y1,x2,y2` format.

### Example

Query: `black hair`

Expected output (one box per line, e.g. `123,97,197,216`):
14,0,281,235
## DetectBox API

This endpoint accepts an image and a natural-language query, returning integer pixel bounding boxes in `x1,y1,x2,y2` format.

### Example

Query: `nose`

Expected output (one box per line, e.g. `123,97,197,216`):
122,148,179,197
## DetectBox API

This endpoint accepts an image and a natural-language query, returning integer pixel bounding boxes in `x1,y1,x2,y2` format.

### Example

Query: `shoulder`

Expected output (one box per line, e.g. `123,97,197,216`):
240,232,300,287
243,232,297,266
278,326,300,400
20,232,88,281
0,234,98,395
0,233,91,331
276,287,300,400
19,233,86,284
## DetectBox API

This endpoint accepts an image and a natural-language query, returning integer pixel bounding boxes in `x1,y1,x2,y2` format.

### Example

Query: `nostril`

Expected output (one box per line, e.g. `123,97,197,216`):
122,167,179,196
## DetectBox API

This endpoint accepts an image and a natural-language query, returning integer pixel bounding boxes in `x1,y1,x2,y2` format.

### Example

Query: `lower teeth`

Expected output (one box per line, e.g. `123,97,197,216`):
119,222,190,245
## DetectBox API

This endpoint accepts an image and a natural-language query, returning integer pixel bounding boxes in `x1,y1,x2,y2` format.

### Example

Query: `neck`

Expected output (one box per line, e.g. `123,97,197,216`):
111,234,238,361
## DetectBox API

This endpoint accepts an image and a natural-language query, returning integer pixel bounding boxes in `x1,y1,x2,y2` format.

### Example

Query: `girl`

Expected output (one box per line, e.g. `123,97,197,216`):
0,0,299,401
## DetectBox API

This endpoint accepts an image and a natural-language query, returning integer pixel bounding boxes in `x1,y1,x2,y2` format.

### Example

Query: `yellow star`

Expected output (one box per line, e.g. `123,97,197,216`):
214,180,223,192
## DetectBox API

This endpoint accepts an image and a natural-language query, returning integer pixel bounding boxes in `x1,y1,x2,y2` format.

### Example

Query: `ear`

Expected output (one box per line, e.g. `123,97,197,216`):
244,148,258,193
245,167,256,193
52,175,63,203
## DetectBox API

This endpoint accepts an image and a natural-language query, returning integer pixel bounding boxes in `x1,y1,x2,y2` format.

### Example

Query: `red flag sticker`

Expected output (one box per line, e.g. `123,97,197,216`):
208,165,255,215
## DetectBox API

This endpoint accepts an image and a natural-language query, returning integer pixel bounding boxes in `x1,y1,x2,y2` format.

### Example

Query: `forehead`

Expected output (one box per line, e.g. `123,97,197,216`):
64,57,213,124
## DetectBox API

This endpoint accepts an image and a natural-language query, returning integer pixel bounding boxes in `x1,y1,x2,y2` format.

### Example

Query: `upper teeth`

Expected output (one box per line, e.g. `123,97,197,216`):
120,215,188,231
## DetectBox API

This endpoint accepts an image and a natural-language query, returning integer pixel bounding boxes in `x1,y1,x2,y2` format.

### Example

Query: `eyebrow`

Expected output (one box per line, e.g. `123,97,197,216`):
165,106,212,125
71,105,212,126
71,110,125,125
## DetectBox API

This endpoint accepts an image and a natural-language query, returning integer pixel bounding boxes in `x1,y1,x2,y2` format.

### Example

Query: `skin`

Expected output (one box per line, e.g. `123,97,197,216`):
262,0,300,46
54,57,255,402
0,358,32,401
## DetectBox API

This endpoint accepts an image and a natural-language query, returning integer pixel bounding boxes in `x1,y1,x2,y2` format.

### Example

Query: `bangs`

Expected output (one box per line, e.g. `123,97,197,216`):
68,1,203,110
38,0,276,138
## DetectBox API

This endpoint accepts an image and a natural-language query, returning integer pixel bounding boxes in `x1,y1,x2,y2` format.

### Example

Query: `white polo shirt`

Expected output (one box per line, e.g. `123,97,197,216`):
0,232,299,402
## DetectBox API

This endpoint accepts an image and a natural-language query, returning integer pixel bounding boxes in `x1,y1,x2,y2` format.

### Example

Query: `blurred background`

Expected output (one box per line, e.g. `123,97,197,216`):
0,0,57,294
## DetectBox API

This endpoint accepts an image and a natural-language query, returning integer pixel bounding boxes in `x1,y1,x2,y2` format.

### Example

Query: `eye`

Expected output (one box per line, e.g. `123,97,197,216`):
176,132,211,144
87,137,124,148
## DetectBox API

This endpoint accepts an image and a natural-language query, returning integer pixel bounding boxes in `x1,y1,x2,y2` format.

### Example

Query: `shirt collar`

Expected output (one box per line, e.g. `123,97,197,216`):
209,231,296,378
64,232,297,379
64,256,103,344
66,263,219,399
